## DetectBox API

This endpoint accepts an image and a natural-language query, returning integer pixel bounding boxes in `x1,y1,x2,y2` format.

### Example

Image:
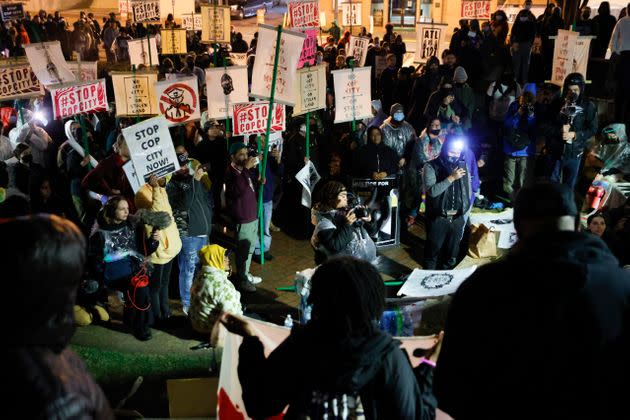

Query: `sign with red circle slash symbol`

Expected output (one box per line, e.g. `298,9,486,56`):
155,76,201,126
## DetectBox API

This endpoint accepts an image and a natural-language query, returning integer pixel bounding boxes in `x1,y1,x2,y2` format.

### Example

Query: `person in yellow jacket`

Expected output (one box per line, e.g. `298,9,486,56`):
135,174,183,322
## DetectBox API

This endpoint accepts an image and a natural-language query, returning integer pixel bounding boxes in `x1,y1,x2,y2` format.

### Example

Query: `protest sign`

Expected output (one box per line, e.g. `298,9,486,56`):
51,79,109,120
347,36,369,67
551,30,579,86
0,63,44,101
155,76,201,126
131,0,160,22
1,3,24,21
205,66,248,119
122,160,142,194
119,0,131,19
66,61,98,82
232,101,286,136
297,28,317,68
295,160,320,207
201,5,231,44
229,53,248,66
461,0,491,19
24,41,76,86
398,266,478,298
287,0,319,28
415,23,447,63
182,13,202,30
573,37,593,79
160,28,188,55
350,177,400,247
122,115,179,182
293,65,326,116
332,66,372,123
341,2,361,26
128,37,159,67
111,71,158,117
251,24,306,106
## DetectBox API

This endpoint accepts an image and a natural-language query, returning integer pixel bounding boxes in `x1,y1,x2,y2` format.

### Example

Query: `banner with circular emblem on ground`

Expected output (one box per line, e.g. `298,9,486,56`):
154,76,201,126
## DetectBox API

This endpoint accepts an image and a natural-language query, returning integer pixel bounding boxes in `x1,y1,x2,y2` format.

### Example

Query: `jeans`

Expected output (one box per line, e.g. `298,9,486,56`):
551,157,580,190
178,235,208,312
424,215,467,270
149,260,173,320
236,220,258,282
503,156,529,200
512,41,532,84
254,201,273,256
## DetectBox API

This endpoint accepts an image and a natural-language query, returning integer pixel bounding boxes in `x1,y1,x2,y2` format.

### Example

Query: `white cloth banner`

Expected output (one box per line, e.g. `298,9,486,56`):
201,5,231,44
346,36,369,67
111,71,159,117
122,115,179,182
182,13,202,30
415,23,447,63
24,41,76,86
232,101,286,136
332,66,372,124
250,24,306,106
398,266,478,298
51,79,109,120
128,37,159,67
131,0,160,22
155,76,201,126
295,160,321,207
0,63,44,101
551,29,579,86
205,66,249,120
293,64,326,116
341,2,361,26
66,61,98,82
287,0,320,28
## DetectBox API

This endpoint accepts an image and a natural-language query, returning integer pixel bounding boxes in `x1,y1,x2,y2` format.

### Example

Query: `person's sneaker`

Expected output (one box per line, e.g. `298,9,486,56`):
92,305,110,322
269,222,281,232
238,280,257,292
247,273,263,284
253,253,274,264
74,305,92,326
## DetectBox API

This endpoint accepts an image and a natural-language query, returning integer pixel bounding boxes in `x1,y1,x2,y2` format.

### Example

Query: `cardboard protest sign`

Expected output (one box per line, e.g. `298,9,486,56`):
111,71,158,117
415,23,447,63
551,30,579,86
341,2,361,26
51,79,109,120
182,13,202,31
128,37,159,67
131,0,160,22
293,65,326,116
461,0,491,19
201,5,231,44
232,102,286,136
295,160,320,207
229,53,248,66
332,66,372,123
66,61,98,82
0,63,44,101
251,24,306,106
122,115,179,182
205,66,248,119
297,29,318,68
155,77,201,126
1,3,24,21
347,36,369,67
160,28,188,55
24,41,76,86
287,0,319,28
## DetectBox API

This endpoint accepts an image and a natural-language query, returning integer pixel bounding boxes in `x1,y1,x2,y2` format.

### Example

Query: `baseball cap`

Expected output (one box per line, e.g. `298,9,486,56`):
229,142,247,156
514,182,578,222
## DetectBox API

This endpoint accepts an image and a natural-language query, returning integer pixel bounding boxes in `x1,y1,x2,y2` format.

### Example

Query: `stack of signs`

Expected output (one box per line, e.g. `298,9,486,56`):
128,37,159,67
287,0,319,28
297,29,318,68
232,102,286,136
122,115,179,182
332,66,372,123
292,65,326,116
347,36,369,67
201,5,231,44
155,77,201,126
182,13,202,31
415,23,447,63
1,3,24,21
66,61,98,82
161,29,188,55
111,71,159,117
24,42,76,86
51,79,109,120
251,24,306,106
551,30,579,86
0,63,44,101
205,66,248,119
341,2,361,26
131,0,160,23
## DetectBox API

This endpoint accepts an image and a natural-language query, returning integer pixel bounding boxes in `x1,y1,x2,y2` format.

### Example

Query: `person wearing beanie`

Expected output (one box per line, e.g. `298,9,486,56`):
434,182,630,419
452,67,475,131
380,103,416,166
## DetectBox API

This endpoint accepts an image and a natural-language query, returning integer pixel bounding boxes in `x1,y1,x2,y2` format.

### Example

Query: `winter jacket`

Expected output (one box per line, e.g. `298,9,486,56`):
511,10,537,43
423,155,472,218
453,83,475,130
189,265,242,334
380,119,416,160
81,153,136,212
238,322,426,419
550,95,598,160
166,174,213,237
435,231,630,420
408,131,444,172
311,210,378,264
225,163,258,225
354,141,398,178
135,183,182,265
502,101,536,157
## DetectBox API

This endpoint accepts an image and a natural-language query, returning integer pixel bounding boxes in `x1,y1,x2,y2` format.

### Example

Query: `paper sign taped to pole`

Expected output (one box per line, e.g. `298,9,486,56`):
111,71,158,117
182,13,202,31
155,76,201,126
293,65,326,116
347,36,369,67
551,29,579,86
0,63,44,101
229,53,248,66
128,37,159,67
341,2,361,26
160,29,188,55
131,0,160,22
332,66,372,123
201,5,231,44
415,23,447,63
251,24,306,106
51,79,109,120
24,41,76,86
295,160,321,207
122,115,179,182
287,0,320,28
205,66,248,119
122,160,143,194
66,61,98,82
398,266,478,298
296,28,318,68
232,101,286,136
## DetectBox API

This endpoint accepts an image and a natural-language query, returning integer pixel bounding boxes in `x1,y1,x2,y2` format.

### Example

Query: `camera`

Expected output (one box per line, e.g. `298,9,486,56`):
353,206,368,218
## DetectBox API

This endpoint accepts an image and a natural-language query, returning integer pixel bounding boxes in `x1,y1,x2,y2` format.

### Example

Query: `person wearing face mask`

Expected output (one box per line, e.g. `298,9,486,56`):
380,103,416,169
452,67,474,131
480,21,503,83
379,53,399,114
424,84,464,131
180,53,205,93
354,127,398,180
422,137,472,269
511,0,537,85
408,56,442,131
449,19,470,57
491,10,509,45
439,50,458,81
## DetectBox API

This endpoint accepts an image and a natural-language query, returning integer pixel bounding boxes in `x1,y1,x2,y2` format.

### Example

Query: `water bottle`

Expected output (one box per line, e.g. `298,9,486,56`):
284,314,293,328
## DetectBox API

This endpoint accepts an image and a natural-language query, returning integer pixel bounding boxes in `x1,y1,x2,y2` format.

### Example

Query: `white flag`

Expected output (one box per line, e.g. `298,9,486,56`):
205,66,249,120
24,41,76,86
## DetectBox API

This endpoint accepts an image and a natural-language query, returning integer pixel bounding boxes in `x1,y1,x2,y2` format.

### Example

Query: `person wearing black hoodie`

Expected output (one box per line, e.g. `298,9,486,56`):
222,256,432,419
434,182,630,420
354,127,398,180
510,0,537,84
591,2,618,58
408,56,442,131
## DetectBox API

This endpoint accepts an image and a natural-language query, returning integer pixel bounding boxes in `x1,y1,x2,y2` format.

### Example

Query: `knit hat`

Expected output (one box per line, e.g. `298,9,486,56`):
229,141,247,156
390,103,404,116
514,182,578,222
453,66,468,84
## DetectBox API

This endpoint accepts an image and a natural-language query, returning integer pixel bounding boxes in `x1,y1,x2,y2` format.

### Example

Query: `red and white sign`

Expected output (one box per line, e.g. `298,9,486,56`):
155,77,201,126
232,102,286,136
288,0,319,28
297,29,318,68
461,1,491,19
51,79,108,120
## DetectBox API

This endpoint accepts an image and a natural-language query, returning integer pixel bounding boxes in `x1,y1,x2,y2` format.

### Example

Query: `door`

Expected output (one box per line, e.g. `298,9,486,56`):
389,0,416,27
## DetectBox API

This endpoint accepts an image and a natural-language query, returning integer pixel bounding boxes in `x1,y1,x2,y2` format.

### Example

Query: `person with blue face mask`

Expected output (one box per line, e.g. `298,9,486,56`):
380,103,416,168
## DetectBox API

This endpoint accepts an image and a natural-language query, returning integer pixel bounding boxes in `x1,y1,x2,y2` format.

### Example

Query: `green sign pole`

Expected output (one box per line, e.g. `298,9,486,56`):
146,34,153,67
350,58,356,132
223,57,231,138
77,115,92,170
